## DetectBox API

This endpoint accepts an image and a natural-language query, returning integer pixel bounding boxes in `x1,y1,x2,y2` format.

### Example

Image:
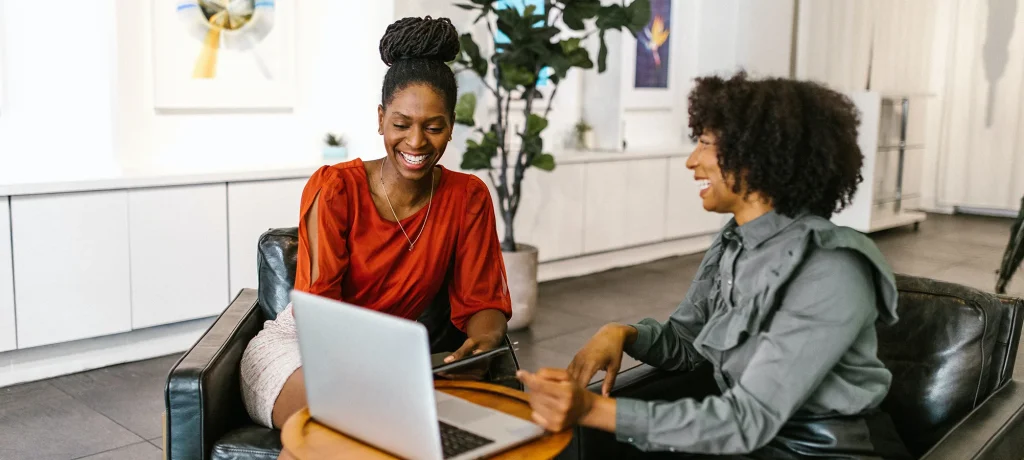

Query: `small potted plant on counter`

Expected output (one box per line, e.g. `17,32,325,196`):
574,119,594,150
323,133,348,160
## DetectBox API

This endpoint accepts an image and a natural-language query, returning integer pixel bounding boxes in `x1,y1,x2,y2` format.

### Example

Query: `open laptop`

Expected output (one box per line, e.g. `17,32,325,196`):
291,291,545,460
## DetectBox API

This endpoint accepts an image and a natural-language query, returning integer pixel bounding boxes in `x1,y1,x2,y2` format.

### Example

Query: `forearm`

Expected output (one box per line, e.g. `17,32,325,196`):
465,308,507,344
580,394,617,433
626,318,703,371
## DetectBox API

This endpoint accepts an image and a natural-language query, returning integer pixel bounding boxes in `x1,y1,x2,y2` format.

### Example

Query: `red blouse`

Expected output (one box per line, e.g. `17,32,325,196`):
293,158,512,331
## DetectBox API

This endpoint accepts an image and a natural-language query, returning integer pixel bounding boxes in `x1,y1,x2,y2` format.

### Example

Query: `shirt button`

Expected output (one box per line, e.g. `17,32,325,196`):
670,448,677,452
627,437,634,443
728,280,733,285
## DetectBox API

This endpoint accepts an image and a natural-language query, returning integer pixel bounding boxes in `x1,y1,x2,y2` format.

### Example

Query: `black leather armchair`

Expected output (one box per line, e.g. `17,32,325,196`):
559,274,1024,459
163,228,521,460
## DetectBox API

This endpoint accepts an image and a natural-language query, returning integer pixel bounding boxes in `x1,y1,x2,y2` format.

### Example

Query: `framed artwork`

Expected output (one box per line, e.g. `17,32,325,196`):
621,0,674,109
151,0,295,110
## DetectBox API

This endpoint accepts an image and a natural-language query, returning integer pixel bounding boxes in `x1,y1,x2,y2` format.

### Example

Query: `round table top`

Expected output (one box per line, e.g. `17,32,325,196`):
280,379,573,459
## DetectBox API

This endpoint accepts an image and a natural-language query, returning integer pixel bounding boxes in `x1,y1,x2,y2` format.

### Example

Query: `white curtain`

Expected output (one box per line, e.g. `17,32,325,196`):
794,0,938,94
935,0,1024,212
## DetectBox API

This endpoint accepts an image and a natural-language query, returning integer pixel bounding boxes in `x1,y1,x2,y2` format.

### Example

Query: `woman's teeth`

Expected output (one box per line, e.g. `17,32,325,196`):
697,179,711,191
401,152,428,165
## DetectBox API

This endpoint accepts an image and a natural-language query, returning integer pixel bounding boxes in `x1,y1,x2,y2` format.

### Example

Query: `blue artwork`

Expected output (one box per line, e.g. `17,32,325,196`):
634,0,671,89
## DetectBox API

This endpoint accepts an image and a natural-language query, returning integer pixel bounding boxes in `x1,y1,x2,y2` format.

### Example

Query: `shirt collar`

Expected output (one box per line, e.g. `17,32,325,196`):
724,210,804,248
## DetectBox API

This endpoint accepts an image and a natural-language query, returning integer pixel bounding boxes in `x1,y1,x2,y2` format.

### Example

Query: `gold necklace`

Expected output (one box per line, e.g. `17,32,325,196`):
379,156,433,251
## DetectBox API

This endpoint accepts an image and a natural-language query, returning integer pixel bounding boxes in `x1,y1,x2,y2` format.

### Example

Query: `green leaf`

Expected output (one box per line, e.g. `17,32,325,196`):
596,4,626,30
597,29,609,72
560,38,582,55
567,48,593,69
626,0,651,35
525,114,549,136
531,153,556,171
455,93,477,126
562,8,586,30
499,63,535,90
562,1,600,30
461,145,491,170
455,3,477,10
523,4,536,17
459,34,488,77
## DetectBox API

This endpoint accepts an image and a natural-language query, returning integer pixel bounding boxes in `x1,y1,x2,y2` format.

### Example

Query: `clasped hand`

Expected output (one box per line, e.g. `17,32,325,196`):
516,324,631,432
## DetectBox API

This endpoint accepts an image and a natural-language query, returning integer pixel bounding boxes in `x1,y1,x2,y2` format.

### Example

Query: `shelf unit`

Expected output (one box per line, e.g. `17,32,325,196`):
832,91,930,233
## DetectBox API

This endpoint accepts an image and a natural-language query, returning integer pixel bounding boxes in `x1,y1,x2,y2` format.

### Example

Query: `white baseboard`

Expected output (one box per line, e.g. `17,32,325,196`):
538,234,715,282
955,206,1019,219
0,317,214,388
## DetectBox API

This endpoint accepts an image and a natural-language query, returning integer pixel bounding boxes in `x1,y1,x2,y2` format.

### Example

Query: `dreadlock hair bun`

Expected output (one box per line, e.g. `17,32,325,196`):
379,16,460,66
379,16,461,120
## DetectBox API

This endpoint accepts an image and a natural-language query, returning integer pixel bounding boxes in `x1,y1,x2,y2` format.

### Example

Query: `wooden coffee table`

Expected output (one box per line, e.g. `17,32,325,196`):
280,380,573,459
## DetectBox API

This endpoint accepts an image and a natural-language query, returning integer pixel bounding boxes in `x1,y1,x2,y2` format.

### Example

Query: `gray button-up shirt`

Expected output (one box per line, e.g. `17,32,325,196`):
615,211,900,455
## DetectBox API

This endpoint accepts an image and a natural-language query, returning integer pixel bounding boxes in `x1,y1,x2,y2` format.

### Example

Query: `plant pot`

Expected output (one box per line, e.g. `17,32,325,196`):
502,244,538,331
323,146,348,161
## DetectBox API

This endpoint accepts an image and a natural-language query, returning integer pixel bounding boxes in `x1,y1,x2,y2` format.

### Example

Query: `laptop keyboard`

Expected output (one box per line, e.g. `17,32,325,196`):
439,420,494,458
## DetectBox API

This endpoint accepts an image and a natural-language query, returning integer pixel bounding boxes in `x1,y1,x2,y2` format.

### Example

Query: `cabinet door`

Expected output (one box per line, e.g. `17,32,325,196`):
129,184,229,329
227,179,308,297
665,156,725,238
625,159,670,246
583,162,631,253
0,198,15,352
11,191,132,348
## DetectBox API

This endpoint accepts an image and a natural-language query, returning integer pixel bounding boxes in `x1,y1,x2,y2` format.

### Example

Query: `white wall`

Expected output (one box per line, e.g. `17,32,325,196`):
0,1,396,179
618,0,794,151
0,0,119,180
114,0,396,172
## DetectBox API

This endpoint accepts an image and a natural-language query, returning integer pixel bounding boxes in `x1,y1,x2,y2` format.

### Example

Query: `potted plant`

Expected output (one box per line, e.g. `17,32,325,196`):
452,0,650,329
322,133,348,160
574,119,594,150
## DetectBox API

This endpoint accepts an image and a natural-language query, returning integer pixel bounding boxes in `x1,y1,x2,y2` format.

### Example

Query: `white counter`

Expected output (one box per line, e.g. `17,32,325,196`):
0,164,327,197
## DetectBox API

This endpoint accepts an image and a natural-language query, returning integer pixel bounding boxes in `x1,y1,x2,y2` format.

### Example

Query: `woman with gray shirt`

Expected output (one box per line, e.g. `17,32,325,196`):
516,72,912,459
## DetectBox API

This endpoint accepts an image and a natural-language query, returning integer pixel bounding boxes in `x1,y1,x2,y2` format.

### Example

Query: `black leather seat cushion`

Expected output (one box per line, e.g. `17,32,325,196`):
878,275,1020,456
210,425,282,460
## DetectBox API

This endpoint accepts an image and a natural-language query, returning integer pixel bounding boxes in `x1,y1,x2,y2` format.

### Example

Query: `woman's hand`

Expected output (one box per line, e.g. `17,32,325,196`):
446,309,509,363
567,324,636,396
445,333,504,363
517,368,596,432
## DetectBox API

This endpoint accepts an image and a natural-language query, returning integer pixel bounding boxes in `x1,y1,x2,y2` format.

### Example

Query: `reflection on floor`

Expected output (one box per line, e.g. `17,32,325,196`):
0,213,1019,459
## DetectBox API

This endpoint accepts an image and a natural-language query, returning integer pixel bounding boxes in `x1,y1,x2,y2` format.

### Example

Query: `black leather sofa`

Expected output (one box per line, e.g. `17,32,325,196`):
559,274,1024,459
163,228,520,460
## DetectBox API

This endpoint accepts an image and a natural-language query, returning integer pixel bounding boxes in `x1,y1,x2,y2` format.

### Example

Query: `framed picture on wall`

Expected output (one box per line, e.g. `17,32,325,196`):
620,0,674,109
151,0,296,110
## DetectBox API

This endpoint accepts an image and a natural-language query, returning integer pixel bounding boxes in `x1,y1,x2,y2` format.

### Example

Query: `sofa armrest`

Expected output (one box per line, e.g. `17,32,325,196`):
557,363,719,459
922,380,1024,460
165,289,266,460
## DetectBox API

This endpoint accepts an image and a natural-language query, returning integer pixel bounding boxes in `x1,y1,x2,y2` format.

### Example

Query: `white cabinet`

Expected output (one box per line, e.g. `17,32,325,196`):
11,191,132,348
498,164,586,262
624,159,669,246
665,156,726,239
128,185,229,329
583,162,631,253
584,159,672,253
0,198,15,352
227,179,308,297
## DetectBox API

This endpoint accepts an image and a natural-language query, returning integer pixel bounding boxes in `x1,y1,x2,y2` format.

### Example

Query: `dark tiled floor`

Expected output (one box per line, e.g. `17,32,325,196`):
0,213,1020,459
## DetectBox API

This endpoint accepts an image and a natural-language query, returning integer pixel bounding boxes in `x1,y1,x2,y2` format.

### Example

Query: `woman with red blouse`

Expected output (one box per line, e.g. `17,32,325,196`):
239,16,512,429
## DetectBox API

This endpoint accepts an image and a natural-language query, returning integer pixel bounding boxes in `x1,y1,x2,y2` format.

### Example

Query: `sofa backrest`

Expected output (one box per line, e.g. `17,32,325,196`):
878,274,1024,457
255,227,469,353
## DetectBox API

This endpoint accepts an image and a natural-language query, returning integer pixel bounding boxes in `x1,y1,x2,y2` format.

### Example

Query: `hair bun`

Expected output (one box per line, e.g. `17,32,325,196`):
379,16,460,66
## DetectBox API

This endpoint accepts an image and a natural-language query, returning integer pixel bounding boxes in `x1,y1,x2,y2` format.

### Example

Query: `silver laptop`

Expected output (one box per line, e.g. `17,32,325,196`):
291,291,545,460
